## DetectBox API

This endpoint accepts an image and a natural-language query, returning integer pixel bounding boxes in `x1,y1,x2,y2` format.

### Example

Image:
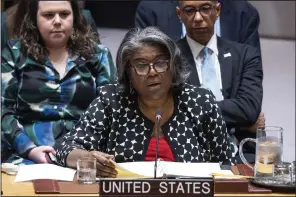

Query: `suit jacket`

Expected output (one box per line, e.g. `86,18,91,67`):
135,0,261,53
177,37,263,142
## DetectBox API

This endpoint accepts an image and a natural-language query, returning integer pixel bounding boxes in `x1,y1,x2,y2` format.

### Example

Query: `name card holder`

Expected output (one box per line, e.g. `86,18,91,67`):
214,177,271,194
99,178,214,196
214,178,249,193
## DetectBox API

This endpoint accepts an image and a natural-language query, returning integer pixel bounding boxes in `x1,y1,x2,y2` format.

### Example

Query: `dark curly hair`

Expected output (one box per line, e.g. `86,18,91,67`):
5,0,28,40
18,0,99,61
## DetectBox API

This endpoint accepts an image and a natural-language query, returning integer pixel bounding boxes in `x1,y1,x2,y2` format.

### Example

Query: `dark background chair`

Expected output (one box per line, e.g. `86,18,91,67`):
85,1,140,29
2,0,140,29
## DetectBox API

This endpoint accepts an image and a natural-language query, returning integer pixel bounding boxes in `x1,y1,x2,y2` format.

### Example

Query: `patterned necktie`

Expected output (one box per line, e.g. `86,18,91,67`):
201,47,223,101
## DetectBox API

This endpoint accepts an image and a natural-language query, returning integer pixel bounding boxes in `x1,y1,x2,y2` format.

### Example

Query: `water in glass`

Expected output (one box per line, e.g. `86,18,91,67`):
77,168,96,184
77,158,96,184
255,136,282,178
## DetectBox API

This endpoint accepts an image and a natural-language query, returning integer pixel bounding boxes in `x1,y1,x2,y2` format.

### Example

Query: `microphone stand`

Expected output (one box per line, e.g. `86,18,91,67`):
154,112,162,179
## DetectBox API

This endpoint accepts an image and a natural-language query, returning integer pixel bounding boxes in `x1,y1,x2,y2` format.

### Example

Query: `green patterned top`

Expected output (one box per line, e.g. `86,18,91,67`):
1,40,116,160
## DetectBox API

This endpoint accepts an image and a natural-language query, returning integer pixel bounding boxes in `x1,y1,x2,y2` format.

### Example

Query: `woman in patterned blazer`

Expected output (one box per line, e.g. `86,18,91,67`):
1,0,116,165
55,27,236,177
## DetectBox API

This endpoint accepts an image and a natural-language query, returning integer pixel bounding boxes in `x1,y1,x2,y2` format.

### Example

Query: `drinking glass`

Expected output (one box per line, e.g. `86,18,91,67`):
77,158,96,184
239,126,283,180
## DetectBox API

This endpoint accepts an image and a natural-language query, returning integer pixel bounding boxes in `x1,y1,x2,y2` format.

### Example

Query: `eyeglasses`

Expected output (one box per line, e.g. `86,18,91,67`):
131,59,169,76
181,4,215,18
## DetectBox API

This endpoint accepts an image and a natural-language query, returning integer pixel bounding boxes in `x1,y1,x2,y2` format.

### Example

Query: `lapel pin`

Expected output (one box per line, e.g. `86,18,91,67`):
224,53,231,58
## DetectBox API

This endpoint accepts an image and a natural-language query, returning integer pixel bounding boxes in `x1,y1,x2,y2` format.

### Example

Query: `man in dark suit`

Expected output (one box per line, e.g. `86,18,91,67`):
176,1,264,162
135,0,261,54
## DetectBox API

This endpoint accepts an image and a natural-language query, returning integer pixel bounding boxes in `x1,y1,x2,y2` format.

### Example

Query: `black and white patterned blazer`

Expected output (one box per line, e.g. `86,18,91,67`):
55,83,237,165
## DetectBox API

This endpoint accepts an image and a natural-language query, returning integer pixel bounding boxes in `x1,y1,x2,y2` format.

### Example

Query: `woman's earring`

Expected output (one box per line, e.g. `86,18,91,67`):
129,82,134,94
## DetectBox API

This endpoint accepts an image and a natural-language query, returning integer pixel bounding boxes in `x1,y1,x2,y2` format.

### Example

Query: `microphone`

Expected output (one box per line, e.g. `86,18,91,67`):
154,109,163,179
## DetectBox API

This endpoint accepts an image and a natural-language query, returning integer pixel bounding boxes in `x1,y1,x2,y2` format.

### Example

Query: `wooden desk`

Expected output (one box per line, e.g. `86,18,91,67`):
1,173,96,196
2,173,294,196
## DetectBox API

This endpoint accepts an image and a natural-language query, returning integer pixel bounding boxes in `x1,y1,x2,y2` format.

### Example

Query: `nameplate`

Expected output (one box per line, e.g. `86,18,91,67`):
99,178,213,196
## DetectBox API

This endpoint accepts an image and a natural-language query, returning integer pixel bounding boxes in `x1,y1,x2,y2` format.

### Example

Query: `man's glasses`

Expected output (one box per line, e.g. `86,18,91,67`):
181,4,215,18
132,59,169,76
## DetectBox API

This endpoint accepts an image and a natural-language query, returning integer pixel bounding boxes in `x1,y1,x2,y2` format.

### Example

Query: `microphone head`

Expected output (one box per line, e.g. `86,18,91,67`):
155,109,163,120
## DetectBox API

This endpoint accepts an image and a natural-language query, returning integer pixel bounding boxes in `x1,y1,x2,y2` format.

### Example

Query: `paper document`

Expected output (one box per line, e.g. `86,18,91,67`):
212,170,237,179
14,164,76,182
113,161,222,178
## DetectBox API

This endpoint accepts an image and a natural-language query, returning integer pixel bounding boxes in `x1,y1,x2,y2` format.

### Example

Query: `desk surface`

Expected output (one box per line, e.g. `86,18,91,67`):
2,173,294,196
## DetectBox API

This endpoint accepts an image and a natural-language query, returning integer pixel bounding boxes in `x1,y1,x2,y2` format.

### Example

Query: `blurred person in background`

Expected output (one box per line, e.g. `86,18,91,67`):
1,0,116,165
135,0,261,54
176,0,264,163
1,0,98,49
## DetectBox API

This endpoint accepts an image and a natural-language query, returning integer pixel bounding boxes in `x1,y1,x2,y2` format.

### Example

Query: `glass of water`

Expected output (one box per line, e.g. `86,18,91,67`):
77,157,97,184
239,126,283,181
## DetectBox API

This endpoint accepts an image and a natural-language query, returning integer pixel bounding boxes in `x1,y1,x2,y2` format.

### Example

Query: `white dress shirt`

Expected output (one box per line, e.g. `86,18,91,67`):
186,34,224,101
184,30,239,152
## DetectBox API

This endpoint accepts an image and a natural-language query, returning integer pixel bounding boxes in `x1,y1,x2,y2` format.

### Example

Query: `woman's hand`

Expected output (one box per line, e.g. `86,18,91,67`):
89,151,118,178
28,146,56,164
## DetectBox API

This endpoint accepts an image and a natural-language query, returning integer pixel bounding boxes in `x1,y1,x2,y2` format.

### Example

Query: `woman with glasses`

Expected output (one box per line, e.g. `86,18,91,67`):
55,27,236,177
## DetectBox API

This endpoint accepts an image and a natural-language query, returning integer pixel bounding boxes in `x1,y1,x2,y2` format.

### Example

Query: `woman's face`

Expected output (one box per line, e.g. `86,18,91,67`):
37,1,74,48
129,44,173,100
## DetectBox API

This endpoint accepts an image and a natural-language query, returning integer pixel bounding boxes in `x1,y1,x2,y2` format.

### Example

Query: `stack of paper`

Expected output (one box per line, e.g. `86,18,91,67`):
14,164,76,182
113,161,224,178
13,162,239,182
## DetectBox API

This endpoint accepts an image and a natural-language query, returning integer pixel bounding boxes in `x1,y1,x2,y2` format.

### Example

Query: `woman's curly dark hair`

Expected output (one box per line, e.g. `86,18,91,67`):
18,0,99,61
6,0,28,40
